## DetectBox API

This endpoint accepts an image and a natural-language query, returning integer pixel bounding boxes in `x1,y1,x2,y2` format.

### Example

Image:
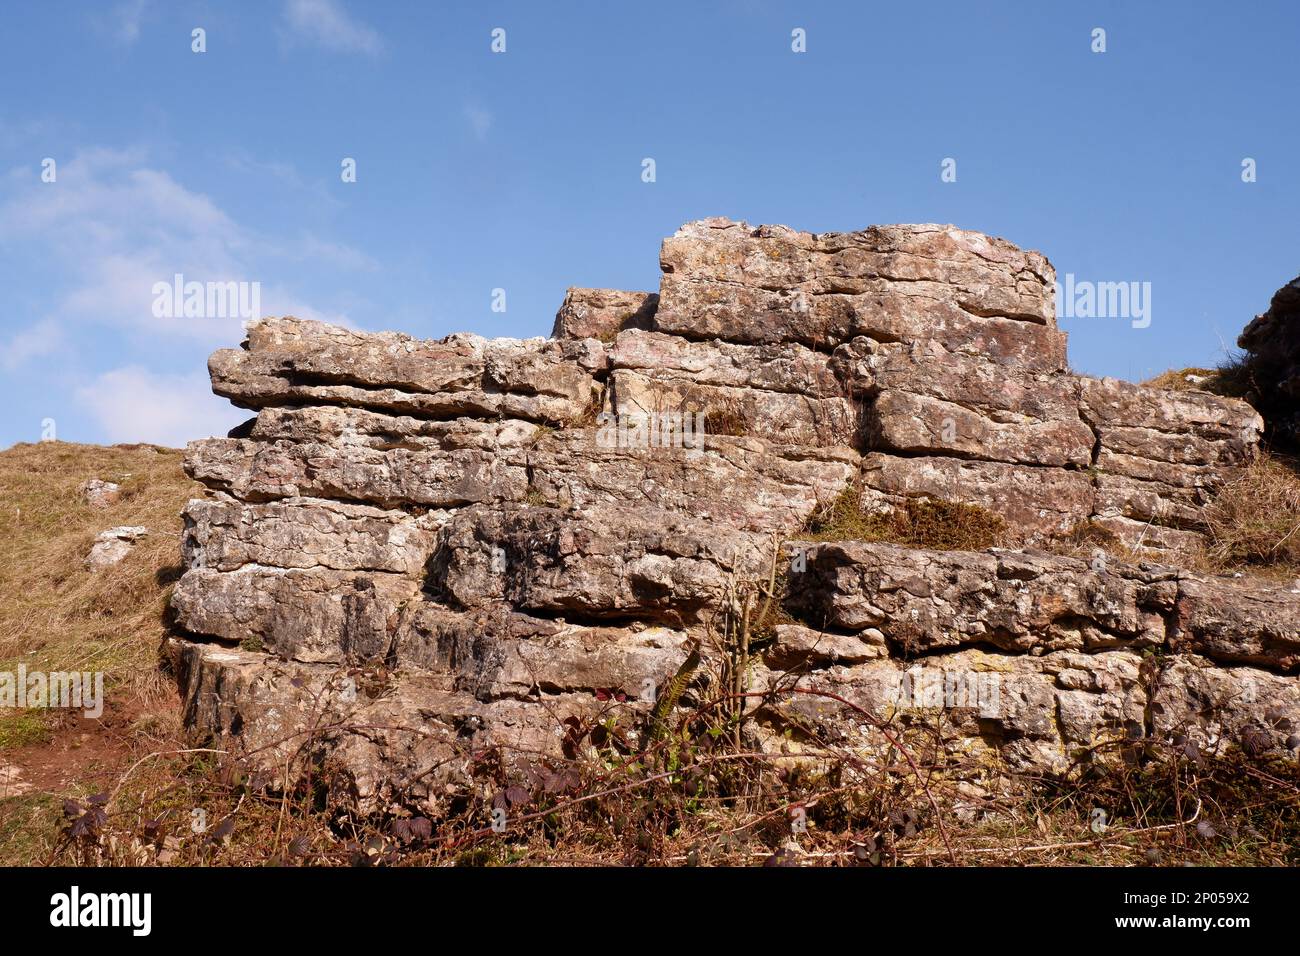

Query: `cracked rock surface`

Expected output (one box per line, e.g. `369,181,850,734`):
169,218,1294,814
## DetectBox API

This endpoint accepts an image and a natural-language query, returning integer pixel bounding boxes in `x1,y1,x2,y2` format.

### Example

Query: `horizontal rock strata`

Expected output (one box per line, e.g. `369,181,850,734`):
211,318,605,424
785,541,1300,672
169,218,1295,814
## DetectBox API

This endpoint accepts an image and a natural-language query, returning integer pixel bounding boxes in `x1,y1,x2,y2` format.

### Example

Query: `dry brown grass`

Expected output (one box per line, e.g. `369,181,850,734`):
803,486,1007,551
1142,354,1255,399
1202,452,1300,576
0,441,203,859
0,441,200,689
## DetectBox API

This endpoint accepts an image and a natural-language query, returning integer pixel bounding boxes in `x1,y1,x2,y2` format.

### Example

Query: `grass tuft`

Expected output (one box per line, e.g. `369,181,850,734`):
1142,353,1255,399
803,486,1006,551
1202,452,1300,574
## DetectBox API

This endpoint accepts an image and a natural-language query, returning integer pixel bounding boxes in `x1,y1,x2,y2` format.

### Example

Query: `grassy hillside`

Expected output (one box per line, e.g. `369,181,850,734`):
0,441,199,863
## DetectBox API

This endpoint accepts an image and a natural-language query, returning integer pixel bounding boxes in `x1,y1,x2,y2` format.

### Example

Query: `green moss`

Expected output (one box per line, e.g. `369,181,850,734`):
0,710,53,750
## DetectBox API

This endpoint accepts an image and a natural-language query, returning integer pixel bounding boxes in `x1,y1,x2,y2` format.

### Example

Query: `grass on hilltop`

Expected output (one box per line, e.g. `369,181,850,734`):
1142,353,1254,399
0,441,199,691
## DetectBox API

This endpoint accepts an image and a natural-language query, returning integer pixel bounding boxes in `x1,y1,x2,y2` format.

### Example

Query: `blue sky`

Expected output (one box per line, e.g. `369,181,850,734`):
1,0,1296,448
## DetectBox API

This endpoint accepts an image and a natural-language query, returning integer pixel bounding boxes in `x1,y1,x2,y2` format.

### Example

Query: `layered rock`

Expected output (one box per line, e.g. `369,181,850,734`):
647,220,1261,548
1079,376,1262,546
431,502,770,624
210,318,604,424
168,218,1296,815
654,220,1063,367
785,541,1300,672
608,330,858,447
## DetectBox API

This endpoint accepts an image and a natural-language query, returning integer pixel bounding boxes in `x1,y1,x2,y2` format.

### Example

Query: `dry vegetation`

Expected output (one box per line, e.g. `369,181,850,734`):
1202,453,1300,577
803,486,1007,551
2,440,1299,867
0,441,202,864
1142,355,1255,399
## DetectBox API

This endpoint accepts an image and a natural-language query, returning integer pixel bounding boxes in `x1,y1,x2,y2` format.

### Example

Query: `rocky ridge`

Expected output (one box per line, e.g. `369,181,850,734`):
168,218,1295,814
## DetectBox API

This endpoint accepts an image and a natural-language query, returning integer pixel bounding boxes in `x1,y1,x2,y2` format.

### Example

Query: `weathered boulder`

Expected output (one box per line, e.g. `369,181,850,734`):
85,526,147,569
654,219,1065,369
1238,275,1300,447
552,288,658,340
79,478,121,509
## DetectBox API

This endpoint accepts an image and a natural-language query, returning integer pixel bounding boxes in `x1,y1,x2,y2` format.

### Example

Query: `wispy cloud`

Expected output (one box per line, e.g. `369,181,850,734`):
102,0,150,47
281,0,382,55
464,104,494,142
74,366,246,448
1,318,63,372
0,146,372,352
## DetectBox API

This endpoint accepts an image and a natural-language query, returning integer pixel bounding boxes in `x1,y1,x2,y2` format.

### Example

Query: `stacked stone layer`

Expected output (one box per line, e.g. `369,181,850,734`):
170,219,1294,812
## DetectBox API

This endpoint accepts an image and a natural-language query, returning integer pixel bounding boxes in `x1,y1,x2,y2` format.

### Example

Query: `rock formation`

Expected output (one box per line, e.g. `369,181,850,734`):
1239,274,1300,449
168,218,1295,815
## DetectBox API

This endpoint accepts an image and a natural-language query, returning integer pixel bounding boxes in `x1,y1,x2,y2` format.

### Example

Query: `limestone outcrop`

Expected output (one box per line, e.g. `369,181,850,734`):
168,218,1293,815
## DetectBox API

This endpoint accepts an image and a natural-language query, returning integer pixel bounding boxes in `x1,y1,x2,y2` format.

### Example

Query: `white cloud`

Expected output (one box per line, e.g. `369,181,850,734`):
104,0,150,46
464,105,494,141
282,0,382,55
75,367,247,448
0,146,372,353
1,318,64,371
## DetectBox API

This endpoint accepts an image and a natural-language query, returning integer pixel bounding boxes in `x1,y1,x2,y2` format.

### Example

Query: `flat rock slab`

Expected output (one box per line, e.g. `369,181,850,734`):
211,317,605,424
785,540,1300,672
432,502,774,625
526,430,858,534
857,453,1096,541
608,329,858,446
